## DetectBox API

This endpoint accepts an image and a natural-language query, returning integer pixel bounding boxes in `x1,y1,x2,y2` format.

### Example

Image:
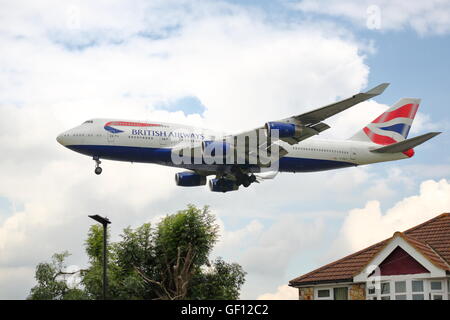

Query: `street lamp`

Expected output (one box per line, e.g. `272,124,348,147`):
88,214,111,300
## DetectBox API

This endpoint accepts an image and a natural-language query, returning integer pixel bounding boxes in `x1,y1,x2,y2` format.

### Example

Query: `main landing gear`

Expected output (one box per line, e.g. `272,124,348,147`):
93,156,102,175
240,174,256,187
231,166,256,188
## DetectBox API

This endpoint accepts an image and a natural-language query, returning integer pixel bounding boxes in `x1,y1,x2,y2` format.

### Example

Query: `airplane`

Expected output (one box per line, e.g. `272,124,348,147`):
56,83,441,192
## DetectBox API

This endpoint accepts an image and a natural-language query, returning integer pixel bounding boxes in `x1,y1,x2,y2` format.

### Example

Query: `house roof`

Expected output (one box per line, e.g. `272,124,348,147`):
289,213,450,286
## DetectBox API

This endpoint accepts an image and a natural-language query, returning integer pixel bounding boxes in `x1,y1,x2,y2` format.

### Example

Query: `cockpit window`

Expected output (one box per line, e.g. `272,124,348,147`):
83,120,94,124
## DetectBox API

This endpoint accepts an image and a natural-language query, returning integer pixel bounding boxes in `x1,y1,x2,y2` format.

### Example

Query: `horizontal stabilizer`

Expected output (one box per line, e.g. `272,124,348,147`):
371,132,441,153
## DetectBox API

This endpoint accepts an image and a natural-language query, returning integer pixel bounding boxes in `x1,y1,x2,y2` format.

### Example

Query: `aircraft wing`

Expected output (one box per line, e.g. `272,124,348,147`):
284,83,390,127
230,82,390,146
227,83,389,151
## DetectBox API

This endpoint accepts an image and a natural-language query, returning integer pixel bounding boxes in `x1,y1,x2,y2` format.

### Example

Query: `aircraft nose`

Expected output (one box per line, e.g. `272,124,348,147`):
56,132,65,146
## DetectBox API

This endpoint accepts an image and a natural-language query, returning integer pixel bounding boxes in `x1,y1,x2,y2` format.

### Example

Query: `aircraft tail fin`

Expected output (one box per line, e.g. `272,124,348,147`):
348,98,420,145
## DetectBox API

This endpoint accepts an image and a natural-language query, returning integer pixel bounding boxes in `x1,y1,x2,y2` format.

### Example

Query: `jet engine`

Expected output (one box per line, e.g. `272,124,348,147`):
208,178,239,193
265,122,302,138
175,172,207,187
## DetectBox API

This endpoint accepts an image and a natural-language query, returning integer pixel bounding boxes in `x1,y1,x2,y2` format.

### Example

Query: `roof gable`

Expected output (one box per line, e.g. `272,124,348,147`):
374,246,429,276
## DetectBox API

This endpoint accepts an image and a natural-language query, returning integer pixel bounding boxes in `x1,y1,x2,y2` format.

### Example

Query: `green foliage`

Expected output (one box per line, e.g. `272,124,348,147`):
155,205,218,267
189,258,247,300
28,251,88,300
150,205,222,299
28,205,246,300
111,223,157,299
116,223,155,276
85,224,104,262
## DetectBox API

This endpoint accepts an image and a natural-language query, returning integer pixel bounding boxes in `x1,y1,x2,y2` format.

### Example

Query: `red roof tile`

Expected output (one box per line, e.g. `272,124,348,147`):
290,213,450,286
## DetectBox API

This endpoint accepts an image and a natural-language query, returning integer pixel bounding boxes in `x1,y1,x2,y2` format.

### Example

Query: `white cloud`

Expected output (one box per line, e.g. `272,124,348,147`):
293,0,450,35
0,267,34,300
213,214,325,299
320,100,387,140
240,216,324,277
257,284,298,300
329,179,450,259
215,218,264,252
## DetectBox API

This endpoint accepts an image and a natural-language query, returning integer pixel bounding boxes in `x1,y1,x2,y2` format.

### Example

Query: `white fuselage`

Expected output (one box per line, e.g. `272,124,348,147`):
57,118,409,174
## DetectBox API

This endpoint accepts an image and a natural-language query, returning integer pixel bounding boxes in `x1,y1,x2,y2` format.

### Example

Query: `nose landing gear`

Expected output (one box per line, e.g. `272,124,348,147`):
93,156,102,175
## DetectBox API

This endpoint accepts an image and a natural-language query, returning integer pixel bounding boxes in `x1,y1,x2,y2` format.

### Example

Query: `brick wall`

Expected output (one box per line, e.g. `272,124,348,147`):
349,283,366,300
298,287,314,300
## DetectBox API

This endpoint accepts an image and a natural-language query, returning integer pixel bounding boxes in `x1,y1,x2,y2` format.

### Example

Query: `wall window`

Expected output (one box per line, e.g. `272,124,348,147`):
380,282,390,300
395,281,407,300
430,281,443,300
430,281,442,291
333,287,348,300
395,281,406,293
316,287,349,300
412,280,423,292
412,280,424,300
381,282,390,294
317,289,330,299
367,285,377,300
368,286,375,295
367,278,449,300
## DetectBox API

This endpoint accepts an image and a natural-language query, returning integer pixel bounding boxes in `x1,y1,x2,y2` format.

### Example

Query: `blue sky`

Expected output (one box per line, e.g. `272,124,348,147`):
155,96,206,115
1,0,450,300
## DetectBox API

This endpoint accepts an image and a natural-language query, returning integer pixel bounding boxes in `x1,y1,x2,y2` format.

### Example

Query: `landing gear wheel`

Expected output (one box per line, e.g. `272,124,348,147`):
93,156,102,175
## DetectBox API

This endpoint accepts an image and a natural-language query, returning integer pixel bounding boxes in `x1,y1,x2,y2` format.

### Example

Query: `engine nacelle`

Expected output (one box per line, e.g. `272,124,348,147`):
265,122,302,138
202,140,231,158
175,172,207,187
209,178,239,193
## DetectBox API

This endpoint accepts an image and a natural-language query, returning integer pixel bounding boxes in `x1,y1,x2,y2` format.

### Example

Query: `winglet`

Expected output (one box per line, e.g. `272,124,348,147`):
365,83,390,96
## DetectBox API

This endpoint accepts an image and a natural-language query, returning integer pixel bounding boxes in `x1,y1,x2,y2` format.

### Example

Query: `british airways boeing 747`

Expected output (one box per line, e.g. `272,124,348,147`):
56,83,440,192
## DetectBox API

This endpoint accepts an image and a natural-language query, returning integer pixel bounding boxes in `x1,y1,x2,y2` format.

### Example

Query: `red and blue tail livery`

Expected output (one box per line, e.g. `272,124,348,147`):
352,98,420,145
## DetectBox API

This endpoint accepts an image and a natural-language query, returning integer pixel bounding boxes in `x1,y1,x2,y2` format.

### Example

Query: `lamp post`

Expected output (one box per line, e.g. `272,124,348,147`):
88,214,111,300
